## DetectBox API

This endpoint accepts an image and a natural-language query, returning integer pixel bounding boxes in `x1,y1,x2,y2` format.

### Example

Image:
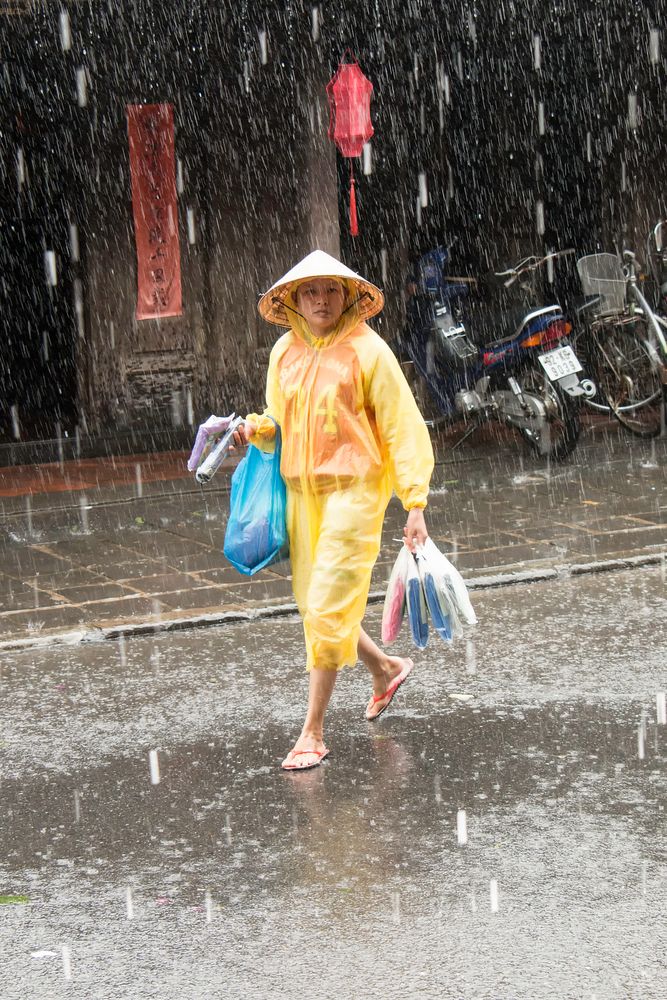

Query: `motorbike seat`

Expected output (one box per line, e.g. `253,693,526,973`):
484,303,562,344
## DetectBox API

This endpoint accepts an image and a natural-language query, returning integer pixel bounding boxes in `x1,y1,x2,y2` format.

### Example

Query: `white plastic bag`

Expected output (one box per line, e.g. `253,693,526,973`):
422,537,477,626
416,544,462,643
381,545,411,644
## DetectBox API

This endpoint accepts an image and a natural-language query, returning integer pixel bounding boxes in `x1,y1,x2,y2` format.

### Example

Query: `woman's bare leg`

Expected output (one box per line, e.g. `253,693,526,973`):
357,627,413,718
282,667,337,768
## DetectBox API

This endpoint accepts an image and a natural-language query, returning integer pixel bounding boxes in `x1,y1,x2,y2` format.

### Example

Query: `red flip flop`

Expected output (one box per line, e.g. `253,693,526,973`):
365,659,414,721
281,747,330,772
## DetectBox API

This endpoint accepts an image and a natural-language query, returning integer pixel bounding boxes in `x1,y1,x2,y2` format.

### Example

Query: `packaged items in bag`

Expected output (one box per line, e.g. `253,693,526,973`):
422,537,477,626
406,551,429,650
223,419,288,575
381,545,410,644
416,544,464,644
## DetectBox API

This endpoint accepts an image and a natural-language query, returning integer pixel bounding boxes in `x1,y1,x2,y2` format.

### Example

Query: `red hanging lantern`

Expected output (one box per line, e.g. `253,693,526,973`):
326,51,374,238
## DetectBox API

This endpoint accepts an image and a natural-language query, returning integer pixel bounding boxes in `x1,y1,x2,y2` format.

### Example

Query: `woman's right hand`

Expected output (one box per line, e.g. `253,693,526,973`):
230,420,255,450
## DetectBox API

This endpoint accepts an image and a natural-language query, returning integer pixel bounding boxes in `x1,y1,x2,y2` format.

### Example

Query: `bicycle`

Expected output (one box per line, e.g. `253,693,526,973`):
571,250,667,438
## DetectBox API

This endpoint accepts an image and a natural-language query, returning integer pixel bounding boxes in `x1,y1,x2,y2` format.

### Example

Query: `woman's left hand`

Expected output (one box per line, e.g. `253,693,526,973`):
403,507,428,552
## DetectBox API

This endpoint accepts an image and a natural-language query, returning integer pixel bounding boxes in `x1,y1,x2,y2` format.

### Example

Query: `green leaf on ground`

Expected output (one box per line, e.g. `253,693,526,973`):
0,894,29,904
134,516,145,525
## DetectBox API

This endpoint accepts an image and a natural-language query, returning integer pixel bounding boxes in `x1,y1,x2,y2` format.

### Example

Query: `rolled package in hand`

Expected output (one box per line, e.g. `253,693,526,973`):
195,416,245,484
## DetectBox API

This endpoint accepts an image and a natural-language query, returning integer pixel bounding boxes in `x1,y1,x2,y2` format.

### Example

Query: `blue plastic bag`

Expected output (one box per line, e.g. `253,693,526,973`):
223,421,288,576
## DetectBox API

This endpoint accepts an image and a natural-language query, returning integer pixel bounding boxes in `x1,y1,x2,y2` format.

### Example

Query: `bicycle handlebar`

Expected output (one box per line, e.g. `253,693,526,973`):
490,248,576,286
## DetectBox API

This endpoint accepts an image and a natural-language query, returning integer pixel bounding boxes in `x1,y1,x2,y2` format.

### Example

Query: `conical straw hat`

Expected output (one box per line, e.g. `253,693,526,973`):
258,250,384,327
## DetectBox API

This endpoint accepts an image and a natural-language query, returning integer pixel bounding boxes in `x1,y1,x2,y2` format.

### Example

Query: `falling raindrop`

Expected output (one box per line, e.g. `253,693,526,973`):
449,535,458,563
78,496,90,534
418,172,428,208
536,199,545,235
538,101,545,136
380,247,388,284
73,790,81,823
649,28,660,65
225,813,232,846
75,67,87,107
243,59,250,94
533,34,541,70
620,160,626,193
61,946,72,980
44,250,58,286
656,692,666,725
187,207,196,244
627,93,638,129
186,388,194,426
490,880,499,912
311,5,320,42
135,464,143,498
362,142,372,175
69,222,80,262
447,163,454,200
438,94,444,132
176,158,184,194
25,496,32,536
465,640,476,674
205,890,213,923
109,321,115,350
443,73,450,106
637,720,646,760
172,388,186,427
416,195,422,227
59,9,72,51
73,279,84,337
149,750,160,785
456,809,468,845
546,251,554,284
434,775,442,804
16,147,25,188
42,331,50,363
126,887,134,919
586,131,592,163
391,890,401,924
258,29,268,65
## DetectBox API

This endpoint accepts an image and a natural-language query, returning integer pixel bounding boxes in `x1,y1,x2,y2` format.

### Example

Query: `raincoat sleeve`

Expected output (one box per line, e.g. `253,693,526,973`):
365,337,434,510
245,336,288,453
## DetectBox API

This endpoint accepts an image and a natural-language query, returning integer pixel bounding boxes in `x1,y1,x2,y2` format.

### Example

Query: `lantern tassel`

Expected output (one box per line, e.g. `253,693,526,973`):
349,165,359,237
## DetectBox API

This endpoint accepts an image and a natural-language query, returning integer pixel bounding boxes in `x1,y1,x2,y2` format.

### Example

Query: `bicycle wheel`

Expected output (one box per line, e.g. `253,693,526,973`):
590,317,663,437
519,362,581,461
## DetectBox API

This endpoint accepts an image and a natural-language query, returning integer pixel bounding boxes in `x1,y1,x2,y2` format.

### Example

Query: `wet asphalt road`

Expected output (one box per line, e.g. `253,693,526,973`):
1,566,666,999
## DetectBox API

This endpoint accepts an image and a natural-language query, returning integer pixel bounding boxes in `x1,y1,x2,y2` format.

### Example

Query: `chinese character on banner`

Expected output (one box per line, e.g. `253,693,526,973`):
127,103,183,319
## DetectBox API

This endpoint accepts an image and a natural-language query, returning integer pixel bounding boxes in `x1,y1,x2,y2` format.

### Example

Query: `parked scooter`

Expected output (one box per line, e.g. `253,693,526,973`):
399,247,596,460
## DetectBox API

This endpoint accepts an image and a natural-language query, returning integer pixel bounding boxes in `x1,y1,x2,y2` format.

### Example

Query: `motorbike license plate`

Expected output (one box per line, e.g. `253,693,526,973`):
538,346,583,381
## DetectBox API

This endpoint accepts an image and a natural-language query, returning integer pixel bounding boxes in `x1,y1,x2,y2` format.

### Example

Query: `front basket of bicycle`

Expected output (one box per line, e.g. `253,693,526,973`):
577,253,626,316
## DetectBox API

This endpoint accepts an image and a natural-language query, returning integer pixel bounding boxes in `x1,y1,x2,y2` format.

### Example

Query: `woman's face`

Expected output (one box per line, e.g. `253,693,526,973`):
295,278,346,335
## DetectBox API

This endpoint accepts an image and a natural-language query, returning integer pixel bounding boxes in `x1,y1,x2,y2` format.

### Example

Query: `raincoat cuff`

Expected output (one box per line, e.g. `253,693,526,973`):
404,499,427,511
245,413,277,453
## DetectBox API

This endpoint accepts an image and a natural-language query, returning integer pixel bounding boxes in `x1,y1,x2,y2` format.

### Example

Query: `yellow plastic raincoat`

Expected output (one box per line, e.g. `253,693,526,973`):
247,251,434,671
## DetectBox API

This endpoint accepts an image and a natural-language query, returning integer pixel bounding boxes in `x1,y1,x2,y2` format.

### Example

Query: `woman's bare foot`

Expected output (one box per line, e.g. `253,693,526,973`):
365,657,414,721
281,732,330,771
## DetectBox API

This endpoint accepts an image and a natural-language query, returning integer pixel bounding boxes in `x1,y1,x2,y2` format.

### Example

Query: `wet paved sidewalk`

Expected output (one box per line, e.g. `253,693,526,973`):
0,419,665,647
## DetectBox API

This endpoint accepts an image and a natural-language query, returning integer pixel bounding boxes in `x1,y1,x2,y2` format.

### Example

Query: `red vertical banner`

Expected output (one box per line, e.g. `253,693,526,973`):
127,103,183,319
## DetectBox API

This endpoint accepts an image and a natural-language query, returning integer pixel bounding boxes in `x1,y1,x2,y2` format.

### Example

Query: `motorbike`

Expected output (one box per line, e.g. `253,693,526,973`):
399,246,596,461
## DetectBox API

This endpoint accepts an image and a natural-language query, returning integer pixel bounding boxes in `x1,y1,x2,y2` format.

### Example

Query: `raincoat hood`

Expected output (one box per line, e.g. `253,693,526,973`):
257,250,385,329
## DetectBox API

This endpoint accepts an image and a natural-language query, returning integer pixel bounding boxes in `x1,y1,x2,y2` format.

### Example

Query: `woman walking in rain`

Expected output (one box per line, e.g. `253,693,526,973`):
234,250,434,771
